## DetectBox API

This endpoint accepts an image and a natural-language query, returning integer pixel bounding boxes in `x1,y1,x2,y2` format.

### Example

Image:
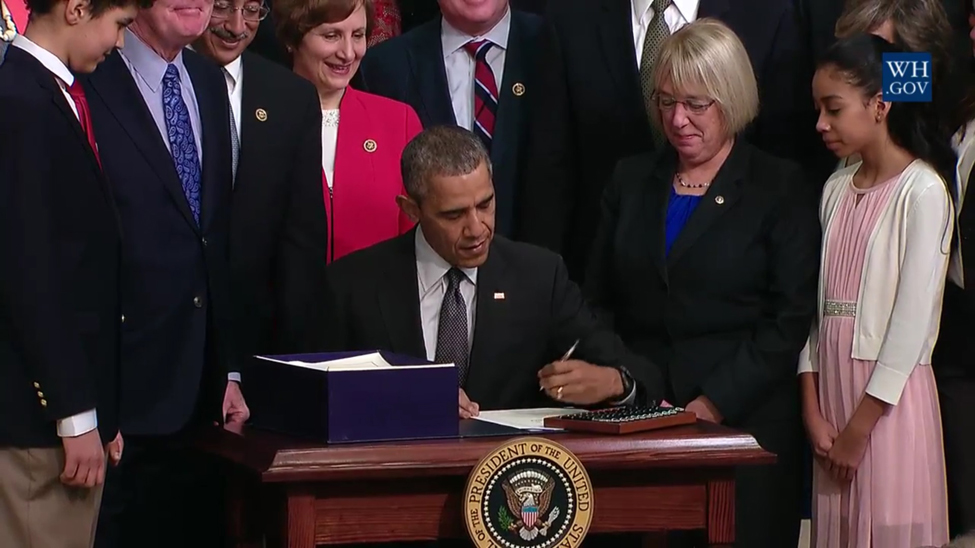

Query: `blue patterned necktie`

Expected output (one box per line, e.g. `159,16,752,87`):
435,268,470,386
162,64,201,224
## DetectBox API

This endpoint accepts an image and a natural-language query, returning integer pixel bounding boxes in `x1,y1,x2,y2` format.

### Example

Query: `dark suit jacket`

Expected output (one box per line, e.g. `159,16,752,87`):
355,11,542,237
934,158,975,379
83,49,235,436
250,0,290,68
323,231,664,410
584,142,819,433
231,52,329,359
401,1,547,31
520,0,824,282
0,47,121,447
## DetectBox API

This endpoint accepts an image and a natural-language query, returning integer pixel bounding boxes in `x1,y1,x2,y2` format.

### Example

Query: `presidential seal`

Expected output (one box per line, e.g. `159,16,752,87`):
464,437,593,548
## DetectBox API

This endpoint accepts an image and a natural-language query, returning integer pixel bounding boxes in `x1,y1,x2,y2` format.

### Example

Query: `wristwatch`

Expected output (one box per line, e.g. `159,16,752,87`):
615,366,635,399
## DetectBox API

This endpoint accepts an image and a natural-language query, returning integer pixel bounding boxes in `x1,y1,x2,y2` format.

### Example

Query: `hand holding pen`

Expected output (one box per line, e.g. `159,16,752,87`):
537,339,626,405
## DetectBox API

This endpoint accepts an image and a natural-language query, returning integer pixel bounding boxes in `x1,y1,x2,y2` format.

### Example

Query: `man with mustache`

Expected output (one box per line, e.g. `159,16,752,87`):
78,0,250,545
192,1,329,369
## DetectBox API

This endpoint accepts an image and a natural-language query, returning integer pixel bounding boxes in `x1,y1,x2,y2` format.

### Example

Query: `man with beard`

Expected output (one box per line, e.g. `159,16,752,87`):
192,1,329,364
79,0,250,545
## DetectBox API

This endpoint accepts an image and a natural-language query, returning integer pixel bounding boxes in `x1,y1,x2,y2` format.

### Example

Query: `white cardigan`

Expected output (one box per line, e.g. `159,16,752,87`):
797,160,954,406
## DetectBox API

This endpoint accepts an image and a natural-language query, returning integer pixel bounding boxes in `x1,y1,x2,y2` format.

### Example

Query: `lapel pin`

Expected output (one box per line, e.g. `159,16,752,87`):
512,82,526,96
363,139,377,153
255,108,268,122
715,195,725,205
493,292,505,300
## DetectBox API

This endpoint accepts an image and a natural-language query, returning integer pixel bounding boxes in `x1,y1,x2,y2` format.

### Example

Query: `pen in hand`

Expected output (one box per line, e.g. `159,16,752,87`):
540,339,580,391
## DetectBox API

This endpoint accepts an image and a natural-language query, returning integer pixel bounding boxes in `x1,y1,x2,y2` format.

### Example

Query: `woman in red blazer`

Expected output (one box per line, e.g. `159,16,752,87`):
274,0,422,262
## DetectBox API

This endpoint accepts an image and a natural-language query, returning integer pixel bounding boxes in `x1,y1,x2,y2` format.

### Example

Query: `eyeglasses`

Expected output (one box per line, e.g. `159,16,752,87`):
212,1,270,21
652,93,716,114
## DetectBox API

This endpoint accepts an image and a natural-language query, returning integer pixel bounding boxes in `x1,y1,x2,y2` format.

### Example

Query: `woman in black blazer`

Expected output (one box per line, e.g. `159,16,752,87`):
584,19,821,548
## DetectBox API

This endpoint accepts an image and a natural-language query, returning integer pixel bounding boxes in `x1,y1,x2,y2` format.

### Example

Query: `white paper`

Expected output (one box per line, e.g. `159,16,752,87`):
474,408,588,431
255,353,455,372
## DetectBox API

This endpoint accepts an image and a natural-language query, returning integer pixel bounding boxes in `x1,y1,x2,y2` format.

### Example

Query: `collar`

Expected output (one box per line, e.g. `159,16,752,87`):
223,55,242,90
631,0,699,24
441,6,511,57
11,34,74,87
415,227,478,296
120,28,185,93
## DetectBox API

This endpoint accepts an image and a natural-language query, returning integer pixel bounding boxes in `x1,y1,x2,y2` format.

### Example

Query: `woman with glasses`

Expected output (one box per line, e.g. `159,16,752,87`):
273,0,421,262
583,18,820,548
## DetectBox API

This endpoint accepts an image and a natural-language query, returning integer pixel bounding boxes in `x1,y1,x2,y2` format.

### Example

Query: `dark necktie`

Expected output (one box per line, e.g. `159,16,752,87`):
640,0,672,147
66,80,101,168
162,64,202,224
435,268,470,386
462,40,498,151
223,67,239,183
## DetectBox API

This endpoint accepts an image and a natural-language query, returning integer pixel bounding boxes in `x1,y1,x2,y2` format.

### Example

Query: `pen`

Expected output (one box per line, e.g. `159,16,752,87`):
540,339,580,391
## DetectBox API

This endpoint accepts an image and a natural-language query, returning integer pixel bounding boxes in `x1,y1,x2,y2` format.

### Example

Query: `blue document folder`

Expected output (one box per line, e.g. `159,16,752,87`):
246,351,459,443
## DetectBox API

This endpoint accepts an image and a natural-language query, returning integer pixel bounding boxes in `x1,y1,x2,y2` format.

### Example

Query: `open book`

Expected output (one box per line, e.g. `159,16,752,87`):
255,351,453,372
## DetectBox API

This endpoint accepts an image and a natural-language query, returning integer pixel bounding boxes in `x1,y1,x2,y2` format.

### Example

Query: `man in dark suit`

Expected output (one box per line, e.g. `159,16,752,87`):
934,159,975,537
324,126,663,415
0,0,140,542
82,3,250,546
356,0,541,238
193,0,329,358
519,0,826,282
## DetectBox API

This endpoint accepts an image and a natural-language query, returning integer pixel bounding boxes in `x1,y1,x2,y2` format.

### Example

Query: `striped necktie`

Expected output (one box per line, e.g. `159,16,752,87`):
462,40,498,151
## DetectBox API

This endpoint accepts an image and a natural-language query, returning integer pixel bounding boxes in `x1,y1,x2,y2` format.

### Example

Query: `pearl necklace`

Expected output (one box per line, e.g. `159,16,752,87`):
676,173,711,188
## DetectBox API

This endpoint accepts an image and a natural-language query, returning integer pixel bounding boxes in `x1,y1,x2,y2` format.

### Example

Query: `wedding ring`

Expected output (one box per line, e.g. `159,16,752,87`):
556,386,563,400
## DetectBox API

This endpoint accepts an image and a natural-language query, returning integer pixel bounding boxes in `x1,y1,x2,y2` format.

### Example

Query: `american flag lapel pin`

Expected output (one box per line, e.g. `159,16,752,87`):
493,292,505,300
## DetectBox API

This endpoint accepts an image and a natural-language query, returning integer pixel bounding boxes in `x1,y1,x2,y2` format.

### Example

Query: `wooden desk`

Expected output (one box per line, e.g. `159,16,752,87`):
197,422,774,548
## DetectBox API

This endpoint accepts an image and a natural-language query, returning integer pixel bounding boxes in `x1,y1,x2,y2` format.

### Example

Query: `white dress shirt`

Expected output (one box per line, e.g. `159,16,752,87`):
118,29,204,162
631,0,699,69
415,228,477,361
11,34,97,438
223,56,243,140
441,8,511,130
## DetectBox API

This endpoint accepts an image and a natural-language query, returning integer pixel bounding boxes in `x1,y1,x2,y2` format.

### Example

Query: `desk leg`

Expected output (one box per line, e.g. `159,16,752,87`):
285,487,316,548
706,478,734,547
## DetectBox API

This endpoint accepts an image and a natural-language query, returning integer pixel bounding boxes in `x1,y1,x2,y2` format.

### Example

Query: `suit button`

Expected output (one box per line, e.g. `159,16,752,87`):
201,237,208,247
40,399,47,407
37,391,44,398
193,296,203,308
33,382,40,389
121,314,126,323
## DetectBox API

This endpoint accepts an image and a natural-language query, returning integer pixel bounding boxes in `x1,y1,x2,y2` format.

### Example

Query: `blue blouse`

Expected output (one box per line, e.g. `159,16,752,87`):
665,188,703,255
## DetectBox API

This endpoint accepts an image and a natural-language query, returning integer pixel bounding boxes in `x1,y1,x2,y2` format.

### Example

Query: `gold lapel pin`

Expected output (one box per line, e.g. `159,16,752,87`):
715,195,725,205
255,108,268,122
493,292,505,300
363,139,377,153
512,82,526,96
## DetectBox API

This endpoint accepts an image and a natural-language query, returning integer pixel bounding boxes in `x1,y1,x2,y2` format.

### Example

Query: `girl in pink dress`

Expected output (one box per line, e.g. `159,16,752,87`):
800,34,955,548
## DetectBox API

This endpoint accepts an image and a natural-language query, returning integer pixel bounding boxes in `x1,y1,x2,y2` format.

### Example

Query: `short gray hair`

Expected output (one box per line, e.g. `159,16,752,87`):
652,18,759,136
401,126,492,201
945,531,975,548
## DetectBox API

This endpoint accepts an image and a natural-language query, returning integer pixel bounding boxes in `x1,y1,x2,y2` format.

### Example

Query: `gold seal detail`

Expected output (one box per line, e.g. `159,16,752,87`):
255,108,268,122
464,437,593,548
512,82,526,97
363,139,378,153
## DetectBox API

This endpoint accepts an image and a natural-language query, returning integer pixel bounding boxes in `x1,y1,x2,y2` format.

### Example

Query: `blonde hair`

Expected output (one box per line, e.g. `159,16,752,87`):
650,18,759,137
835,0,952,73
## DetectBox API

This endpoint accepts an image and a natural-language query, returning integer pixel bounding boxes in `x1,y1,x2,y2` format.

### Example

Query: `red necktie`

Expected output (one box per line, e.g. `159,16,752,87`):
66,80,102,168
462,40,498,150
